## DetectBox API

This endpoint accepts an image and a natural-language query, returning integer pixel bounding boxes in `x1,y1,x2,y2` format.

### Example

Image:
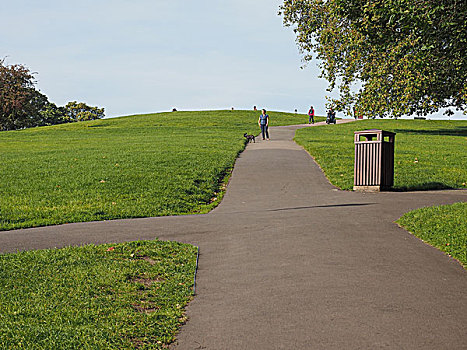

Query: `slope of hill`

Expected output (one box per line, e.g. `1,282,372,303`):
0,110,313,230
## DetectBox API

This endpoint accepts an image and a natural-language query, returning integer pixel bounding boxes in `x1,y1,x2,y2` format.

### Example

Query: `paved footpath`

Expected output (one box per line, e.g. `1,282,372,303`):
1,120,466,349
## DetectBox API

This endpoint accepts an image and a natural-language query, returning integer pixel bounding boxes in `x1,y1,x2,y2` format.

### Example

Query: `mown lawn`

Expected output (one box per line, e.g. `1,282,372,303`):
294,119,467,191
397,202,467,268
0,240,198,349
0,110,319,231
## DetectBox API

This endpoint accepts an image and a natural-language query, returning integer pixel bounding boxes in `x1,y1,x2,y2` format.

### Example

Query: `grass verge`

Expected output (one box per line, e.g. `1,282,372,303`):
0,110,322,231
396,202,467,268
294,119,467,191
0,240,198,349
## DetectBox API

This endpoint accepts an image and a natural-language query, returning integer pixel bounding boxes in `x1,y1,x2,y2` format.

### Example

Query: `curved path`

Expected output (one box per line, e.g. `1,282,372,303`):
1,120,466,349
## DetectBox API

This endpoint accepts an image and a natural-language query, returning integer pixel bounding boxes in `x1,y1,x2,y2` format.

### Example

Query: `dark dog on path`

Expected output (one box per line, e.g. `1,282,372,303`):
244,133,255,143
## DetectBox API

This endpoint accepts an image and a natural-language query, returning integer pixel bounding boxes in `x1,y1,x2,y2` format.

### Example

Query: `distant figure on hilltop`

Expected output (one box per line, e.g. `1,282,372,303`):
258,109,270,141
253,106,257,111
308,106,315,124
326,108,336,124
172,108,177,112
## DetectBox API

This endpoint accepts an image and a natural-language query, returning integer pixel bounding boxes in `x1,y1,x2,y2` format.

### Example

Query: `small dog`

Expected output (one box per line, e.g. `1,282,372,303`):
244,133,255,143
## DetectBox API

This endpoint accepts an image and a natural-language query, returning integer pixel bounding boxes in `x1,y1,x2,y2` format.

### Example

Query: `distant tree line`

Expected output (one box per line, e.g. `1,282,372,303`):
0,59,104,131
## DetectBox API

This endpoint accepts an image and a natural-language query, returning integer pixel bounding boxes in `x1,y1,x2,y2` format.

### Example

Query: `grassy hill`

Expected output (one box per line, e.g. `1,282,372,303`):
0,110,315,231
2,112,465,231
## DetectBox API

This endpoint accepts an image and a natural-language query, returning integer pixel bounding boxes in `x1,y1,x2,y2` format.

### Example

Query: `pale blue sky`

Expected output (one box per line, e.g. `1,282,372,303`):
1,1,463,119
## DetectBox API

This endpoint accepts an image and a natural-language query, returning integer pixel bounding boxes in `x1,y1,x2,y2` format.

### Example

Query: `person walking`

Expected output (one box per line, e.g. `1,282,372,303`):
308,106,315,124
258,109,270,140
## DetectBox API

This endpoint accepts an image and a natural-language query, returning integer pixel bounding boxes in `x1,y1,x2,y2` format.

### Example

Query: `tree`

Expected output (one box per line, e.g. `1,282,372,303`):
1,59,105,130
0,59,38,130
280,0,467,118
63,101,105,122
31,90,68,126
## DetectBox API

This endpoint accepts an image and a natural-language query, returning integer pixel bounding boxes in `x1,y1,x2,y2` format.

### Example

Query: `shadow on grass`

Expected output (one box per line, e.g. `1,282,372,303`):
393,126,467,137
87,124,108,128
392,182,456,192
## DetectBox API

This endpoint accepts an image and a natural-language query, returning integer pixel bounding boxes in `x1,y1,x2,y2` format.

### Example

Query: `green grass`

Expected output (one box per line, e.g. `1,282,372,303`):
0,240,198,349
0,110,320,231
397,202,467,268
294,119,467,190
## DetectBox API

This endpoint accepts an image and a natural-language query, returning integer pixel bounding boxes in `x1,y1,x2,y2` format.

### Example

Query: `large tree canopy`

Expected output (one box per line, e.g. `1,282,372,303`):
280,0,467,118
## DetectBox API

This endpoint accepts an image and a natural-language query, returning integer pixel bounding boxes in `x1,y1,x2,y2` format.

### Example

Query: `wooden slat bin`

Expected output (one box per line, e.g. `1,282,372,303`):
354,129,396,191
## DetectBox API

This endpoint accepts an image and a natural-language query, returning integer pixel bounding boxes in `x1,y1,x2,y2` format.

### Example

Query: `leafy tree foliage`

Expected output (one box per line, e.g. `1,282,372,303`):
0,59,105,130
64,101,105,121
280,0,467,118
0,59,38,130
29,90,70,126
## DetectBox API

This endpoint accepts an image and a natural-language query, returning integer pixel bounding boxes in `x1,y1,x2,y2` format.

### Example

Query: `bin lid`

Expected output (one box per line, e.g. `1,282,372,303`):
354,129,396,136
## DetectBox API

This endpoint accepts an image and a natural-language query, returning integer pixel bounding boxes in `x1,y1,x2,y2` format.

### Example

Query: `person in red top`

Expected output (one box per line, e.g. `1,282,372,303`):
308,106,315,124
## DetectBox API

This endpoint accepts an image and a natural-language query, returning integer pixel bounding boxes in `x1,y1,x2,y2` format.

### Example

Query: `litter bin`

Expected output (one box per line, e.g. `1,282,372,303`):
354,129,396,191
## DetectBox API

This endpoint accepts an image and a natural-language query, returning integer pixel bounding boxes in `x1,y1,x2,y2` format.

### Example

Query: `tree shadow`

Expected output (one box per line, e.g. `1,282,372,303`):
392,182,456,192
393,126,467,137
87,124,107,128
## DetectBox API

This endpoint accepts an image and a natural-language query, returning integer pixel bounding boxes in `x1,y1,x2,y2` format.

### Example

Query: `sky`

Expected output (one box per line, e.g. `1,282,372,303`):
1,0,464,119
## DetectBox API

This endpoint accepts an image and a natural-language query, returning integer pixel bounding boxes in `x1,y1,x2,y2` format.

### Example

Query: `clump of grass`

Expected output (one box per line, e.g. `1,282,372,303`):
294,119,467,191
396,202,467,268
0,240,198,349
0,110,319,231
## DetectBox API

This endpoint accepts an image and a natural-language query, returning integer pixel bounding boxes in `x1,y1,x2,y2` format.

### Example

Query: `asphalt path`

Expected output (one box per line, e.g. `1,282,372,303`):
1,120,466,349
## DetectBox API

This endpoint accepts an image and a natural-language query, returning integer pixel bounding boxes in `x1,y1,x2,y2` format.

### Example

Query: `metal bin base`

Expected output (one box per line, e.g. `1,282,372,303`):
353,185,391,192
